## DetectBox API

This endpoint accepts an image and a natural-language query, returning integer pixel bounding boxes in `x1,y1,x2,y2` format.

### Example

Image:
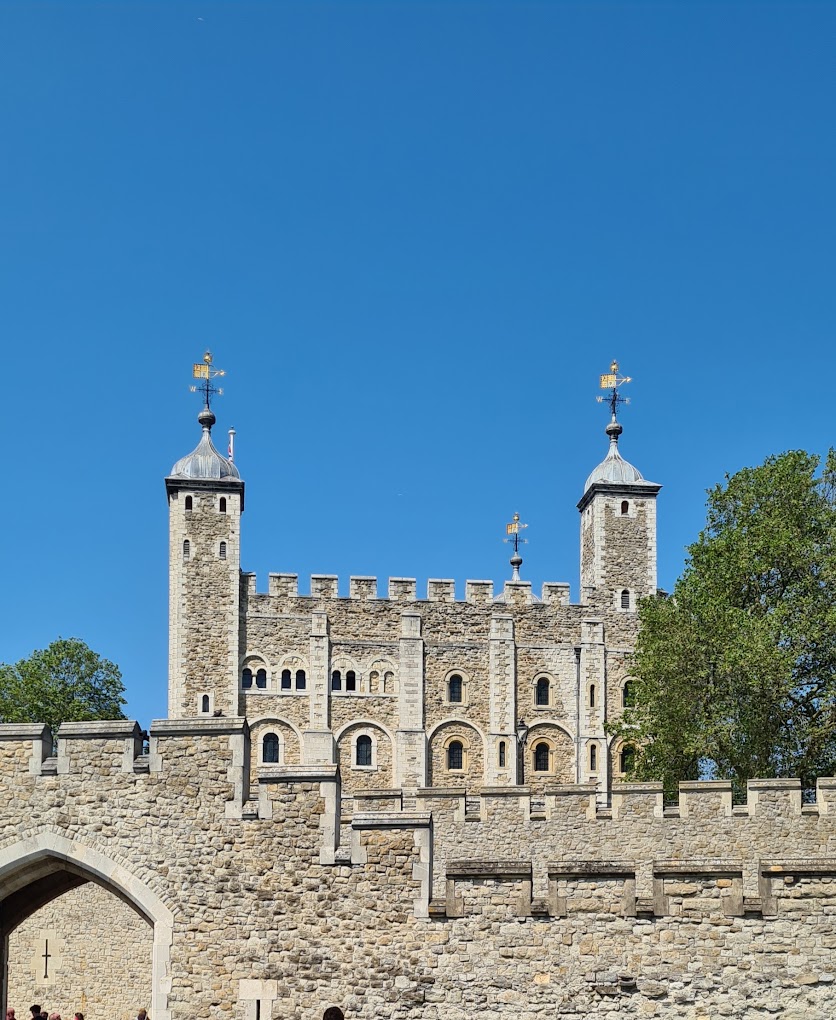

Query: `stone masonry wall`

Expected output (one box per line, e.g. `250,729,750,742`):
6,883,152,1020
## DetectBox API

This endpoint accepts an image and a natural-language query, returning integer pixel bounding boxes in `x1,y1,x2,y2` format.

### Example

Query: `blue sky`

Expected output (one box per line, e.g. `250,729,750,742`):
1,1,834,724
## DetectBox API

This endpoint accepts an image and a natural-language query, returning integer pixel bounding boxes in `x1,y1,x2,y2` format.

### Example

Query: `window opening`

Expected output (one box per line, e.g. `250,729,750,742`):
182,539,190,559
384,670,394,692
498,740,506,768
346,670,356,692
241,668,253,689
589,683,596,708
323,1009,344,1020
448,674,463,703
201,695,209,713
533,742,550,772
331,670,342,691
535,677,549,706
447,740,464,770
256,668,267,689
620,746,636,774
621,500,629,515
622,680,634,708
262,733,279,764
281,669,292,690
219,541,227,560
185,495,193,511
356,734,372,766
621,589,630,609
219,497,227,513
590,744,597,770
296,669,307,690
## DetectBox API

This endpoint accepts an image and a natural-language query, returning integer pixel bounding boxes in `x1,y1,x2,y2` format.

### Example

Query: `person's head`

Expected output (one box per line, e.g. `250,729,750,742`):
137,1012,147,1020
8,1009,17,1019
74,1014,83,1020
48,1013,61,1020
29,1009,41,1019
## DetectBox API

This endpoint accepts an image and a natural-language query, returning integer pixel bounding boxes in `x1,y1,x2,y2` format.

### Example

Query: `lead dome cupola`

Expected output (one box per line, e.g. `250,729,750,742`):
583,418,647,492
169,407,240,480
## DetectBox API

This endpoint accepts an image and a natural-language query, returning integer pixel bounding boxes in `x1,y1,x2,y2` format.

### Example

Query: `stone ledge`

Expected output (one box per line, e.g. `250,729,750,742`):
57,720,142,739
150,717,248,737
548,860,635,876
0,723,51,741
351,811,432,829
258,765,339,783
446,860,532,878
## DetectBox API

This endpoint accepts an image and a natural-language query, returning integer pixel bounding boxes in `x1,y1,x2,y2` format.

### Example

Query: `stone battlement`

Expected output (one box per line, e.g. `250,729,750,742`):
243,572,573,606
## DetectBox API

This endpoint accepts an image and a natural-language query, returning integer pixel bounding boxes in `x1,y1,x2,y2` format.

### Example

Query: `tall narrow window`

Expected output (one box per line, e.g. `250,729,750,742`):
219,497,227,513
589,744,597,771
621,500,629,515
589,683,596,708
331,670,342,691
296,669,307,690
241,668,253,689
185,495,193,511
384,670,394,693
256,668,267,689
498,740,506,768
356,734,372,766
533,742,550,772
447,740,464,770
346,670,356,692
448,674,463,703
369,670,379,693
182,539,190,560
281,669,292,690
219,541,227,560
620,746,635,774
535,677,549,706
201,695,209,713
622,680,634,708
621,589,630,610
262,733,279,764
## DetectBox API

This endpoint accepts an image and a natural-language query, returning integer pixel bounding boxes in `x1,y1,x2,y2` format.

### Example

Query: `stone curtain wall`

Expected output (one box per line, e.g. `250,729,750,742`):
8,722,836,1019
6,882,152,1019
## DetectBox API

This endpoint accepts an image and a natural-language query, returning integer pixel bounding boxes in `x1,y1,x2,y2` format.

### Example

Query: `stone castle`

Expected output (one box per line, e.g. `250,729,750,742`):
2,372,836,1020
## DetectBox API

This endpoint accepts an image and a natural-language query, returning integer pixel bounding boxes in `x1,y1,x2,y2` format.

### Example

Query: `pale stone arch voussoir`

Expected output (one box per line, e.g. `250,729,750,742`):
0,829,174,1020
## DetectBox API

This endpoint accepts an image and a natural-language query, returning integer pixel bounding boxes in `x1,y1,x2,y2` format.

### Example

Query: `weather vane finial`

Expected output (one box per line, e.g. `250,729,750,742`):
596,360,632,419
189,350,226,411
504,512,529,581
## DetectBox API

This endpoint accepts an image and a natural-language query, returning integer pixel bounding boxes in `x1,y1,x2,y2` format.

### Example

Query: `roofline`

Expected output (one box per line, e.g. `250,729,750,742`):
577,480,661,512
165,475,246,512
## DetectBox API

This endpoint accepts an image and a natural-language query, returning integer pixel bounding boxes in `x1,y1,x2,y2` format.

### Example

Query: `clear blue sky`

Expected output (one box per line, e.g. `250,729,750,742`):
1,1,834,725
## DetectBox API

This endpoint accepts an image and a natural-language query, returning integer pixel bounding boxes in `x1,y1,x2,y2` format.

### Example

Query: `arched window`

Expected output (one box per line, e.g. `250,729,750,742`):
241,668,253,689
219,497,227,513
182,539,190,560
622,680,634,708
295,669,307,690
620,746,636,774
621,500,629,515
356,734,372,766
323,1009,344,1020
621,589,630,610
535,677,549,706
533,742,550,773
448,674,463,703
185,495,193,511
589,683,596,708
256,668,267,689
346,670,356,692
201,694,209,713
262,733,279,764
447,740,464,770
589,744,597,771
498,740,506,768
369,670,379,693
281,669,291,690
219,541,227,560
384,670,394,693
331,670,342,691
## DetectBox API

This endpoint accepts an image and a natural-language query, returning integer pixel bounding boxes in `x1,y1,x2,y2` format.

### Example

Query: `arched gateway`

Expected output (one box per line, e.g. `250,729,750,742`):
0,831,173,1019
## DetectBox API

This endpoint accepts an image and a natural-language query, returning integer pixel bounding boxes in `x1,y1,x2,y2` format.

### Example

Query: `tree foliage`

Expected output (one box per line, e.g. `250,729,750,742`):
609,450,836,797
0,638,126,735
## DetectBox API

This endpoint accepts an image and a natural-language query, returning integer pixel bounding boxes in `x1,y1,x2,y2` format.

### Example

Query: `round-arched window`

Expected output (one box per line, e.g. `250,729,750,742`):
448,674,463,703
535,677,549,706
533,742,550,772
356,734,372,766
262,733,279,764
447,740,464,770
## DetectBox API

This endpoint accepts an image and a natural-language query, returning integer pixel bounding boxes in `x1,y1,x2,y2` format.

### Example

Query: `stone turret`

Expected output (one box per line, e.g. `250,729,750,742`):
577,415,661,611
166,406,244,718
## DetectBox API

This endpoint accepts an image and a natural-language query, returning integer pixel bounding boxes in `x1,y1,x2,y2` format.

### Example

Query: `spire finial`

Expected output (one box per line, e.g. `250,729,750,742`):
504,512,529,581
189,350,226,431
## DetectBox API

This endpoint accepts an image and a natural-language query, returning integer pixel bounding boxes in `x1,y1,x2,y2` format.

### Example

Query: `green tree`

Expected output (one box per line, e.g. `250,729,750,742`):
609,449,836,798
0,638,126,735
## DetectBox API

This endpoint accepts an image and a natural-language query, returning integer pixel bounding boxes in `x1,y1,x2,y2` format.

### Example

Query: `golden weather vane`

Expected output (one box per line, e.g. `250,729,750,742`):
596,359,632,418
504,512,528,581
189,350,226,410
